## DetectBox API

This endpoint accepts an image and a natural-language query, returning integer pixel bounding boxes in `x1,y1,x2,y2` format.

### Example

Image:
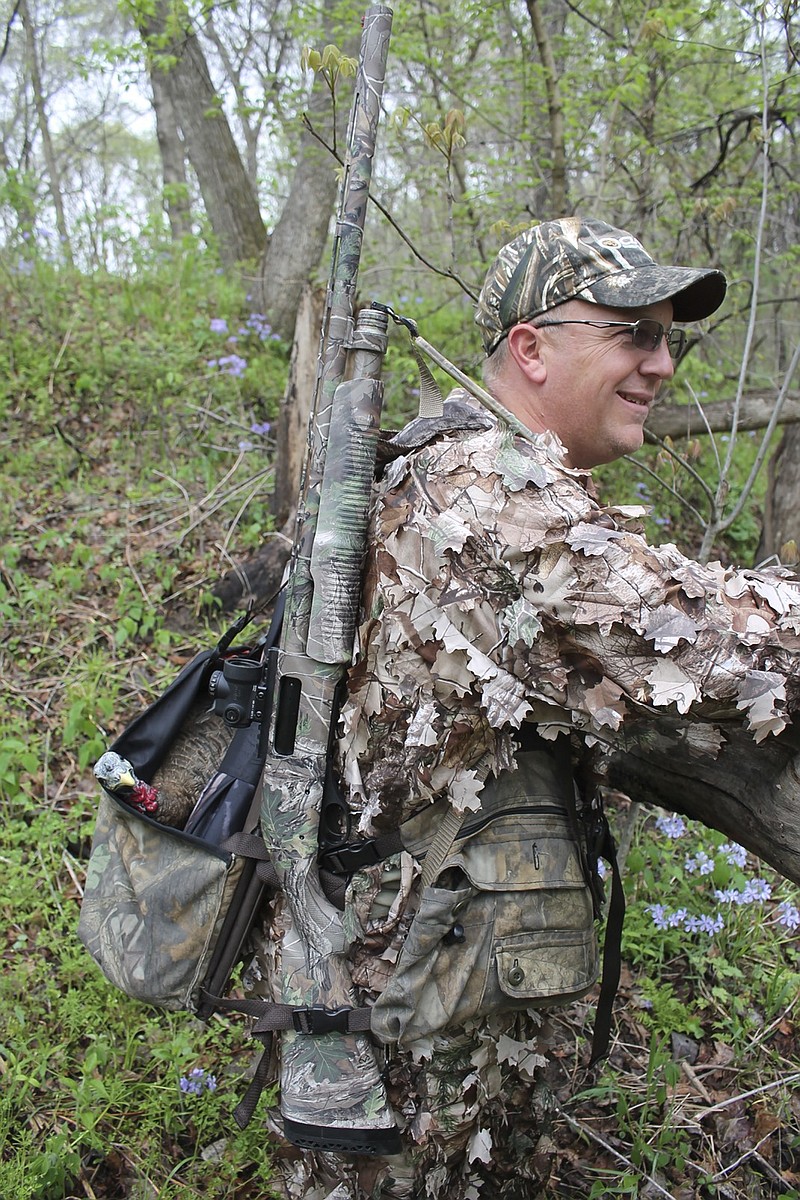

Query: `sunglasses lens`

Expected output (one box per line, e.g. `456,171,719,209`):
667,329,686,359
631,321,662,352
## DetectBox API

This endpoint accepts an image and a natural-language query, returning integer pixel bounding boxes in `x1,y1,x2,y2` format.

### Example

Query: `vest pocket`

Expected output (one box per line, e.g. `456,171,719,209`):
370,804,598,1047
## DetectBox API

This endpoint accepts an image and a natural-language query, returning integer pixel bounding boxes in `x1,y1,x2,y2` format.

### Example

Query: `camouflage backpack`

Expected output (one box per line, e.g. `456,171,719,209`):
78,608,282,1020
79,604,623,1132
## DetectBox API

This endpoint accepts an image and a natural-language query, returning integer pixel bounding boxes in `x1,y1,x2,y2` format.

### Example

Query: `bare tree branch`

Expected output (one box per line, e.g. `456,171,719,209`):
646,390,800,440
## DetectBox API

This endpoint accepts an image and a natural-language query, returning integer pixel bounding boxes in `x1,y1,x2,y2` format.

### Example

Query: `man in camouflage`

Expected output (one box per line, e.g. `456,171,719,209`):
252,217,800,1198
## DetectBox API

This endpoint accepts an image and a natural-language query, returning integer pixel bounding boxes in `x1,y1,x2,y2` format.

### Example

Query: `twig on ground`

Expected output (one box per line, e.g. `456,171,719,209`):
710,1131,785,1184
555,1104,675,1199
125,542,150,603
221,472,275,553
681,1060,714,1104
747,991,800,1054
185,401,257,434
62,850,85,899
697,1071,800,1119
48,316,76,397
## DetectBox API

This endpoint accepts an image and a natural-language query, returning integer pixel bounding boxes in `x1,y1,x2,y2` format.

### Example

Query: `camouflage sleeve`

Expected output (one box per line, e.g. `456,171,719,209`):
344,412,800,815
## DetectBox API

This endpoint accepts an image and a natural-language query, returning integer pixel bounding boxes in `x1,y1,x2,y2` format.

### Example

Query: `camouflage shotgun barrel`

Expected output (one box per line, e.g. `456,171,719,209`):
258,5,399,1155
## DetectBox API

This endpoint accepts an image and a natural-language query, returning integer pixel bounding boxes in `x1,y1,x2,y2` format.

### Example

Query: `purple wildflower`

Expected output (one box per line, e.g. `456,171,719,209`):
180,1066,217,1095
250,421,271,436
685,850,714,876
647,903,670,930
742,878,772,903
647,904,723,937
776,900,800,931
714,879,773,906
215,354,247,378
697,913,725,935
719,842,747,869
655,814,686,839
209,317,228,334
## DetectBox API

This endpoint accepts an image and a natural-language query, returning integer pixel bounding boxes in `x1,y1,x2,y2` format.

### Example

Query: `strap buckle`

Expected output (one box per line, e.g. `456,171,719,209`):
320,838,383,874
292,1004,353,1035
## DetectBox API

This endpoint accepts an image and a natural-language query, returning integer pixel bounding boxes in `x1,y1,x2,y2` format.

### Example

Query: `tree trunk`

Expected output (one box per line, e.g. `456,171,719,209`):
754,423,800,564
19,0,71,260
138,0,266,270
525,0,568,214
271,284,325,528
604,716,800,887
258,14,357,341
148,66,192,243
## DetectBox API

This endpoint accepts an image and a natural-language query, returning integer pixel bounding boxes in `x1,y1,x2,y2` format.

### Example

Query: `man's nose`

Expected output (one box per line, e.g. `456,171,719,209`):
640,340,675,382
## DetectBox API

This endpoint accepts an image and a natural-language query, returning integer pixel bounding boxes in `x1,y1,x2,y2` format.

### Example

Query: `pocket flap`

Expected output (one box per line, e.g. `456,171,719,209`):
445,814,586,891
495,928,598,1002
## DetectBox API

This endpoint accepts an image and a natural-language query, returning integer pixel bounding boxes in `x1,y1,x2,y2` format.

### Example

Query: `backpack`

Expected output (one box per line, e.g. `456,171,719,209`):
78,606,282,1020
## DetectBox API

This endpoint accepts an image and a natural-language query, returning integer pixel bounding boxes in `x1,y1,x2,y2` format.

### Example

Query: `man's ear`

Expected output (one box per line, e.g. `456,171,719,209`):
506,322,548,385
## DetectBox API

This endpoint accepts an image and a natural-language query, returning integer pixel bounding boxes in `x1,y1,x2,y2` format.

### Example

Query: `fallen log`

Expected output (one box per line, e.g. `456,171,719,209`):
604,716,800,886
645,391,800,441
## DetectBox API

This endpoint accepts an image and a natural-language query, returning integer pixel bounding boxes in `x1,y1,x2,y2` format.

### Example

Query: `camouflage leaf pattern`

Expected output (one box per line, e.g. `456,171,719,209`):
78,794,244,1011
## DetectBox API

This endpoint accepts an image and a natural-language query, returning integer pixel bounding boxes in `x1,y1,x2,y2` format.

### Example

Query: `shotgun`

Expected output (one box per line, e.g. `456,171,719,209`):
256,3,399,1155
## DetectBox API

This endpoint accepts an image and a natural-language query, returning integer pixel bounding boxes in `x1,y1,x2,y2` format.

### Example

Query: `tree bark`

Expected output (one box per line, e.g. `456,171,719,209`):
645,391,800,440
258,9,358,342
754,422,800,563
605,717,800,887
148,65,192,243
270,284,325,528
525,0,568,214
138,0,266,270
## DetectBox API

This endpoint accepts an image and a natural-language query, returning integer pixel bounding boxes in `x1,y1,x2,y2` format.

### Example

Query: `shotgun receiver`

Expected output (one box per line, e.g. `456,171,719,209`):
256,4,399,1155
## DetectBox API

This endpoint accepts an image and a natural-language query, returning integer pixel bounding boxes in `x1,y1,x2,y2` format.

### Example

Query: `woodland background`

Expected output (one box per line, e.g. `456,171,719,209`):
1,0,800,1197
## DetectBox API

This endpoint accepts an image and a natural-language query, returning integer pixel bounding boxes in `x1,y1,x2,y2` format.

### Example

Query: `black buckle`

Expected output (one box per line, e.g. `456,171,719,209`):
320,838,384,875
292,1004,353,1035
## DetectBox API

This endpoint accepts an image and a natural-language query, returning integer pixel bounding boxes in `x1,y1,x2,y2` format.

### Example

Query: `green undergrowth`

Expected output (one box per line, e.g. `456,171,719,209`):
1,245,799,1197
1,245,289,1197
565,804,800,1198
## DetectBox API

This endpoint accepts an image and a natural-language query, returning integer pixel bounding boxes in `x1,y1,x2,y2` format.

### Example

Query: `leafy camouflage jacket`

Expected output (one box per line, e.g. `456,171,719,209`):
339,388,800,835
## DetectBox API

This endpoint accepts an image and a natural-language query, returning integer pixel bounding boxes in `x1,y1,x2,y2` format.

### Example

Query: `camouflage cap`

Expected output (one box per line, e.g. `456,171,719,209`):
476,216,727,355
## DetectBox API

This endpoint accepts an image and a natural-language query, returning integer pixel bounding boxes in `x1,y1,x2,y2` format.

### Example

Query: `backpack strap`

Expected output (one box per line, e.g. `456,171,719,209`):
201,992,374,1129
585,795,625,1066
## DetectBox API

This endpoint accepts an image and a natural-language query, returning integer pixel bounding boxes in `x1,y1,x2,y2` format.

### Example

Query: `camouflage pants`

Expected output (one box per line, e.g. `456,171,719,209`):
261,1015,556,1200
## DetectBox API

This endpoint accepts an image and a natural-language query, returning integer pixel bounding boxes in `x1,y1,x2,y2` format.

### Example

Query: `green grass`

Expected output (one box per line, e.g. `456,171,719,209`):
1,245,288,1197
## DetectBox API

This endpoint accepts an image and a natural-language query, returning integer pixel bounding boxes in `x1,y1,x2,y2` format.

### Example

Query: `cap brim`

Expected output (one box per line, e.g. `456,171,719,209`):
578,265,727,322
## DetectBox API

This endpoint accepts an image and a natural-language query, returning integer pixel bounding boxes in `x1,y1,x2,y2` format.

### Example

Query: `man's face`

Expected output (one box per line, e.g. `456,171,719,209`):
519,297,676,469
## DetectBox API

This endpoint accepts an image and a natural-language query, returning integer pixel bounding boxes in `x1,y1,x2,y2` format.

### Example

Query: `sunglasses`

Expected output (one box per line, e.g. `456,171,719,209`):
534,318,687,360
